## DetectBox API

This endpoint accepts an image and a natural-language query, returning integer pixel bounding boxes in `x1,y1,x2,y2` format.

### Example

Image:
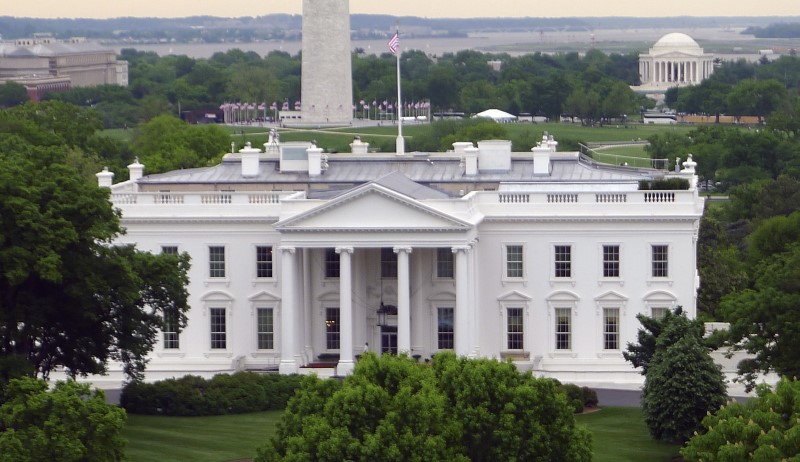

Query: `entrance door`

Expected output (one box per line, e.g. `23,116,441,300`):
381,326,398,355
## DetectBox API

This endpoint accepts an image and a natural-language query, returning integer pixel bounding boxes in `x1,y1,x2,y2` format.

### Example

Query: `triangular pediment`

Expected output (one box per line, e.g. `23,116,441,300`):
276,184,471,233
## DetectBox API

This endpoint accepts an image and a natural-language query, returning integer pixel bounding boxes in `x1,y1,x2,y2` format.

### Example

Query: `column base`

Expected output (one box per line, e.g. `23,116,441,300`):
279,360,299,375
336,359,356,376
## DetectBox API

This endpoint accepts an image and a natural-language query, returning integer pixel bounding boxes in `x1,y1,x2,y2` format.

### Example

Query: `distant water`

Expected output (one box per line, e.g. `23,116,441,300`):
111,27,773,59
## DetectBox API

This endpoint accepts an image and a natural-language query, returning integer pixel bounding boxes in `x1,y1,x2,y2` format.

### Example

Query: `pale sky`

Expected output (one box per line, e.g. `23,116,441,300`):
5,0,799,19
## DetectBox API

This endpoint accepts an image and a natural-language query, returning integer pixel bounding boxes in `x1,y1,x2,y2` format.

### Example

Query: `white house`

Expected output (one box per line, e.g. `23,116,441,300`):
99,135,703,386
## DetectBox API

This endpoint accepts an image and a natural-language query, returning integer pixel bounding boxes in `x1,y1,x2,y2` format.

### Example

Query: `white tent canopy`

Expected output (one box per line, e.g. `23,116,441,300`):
473,108,517,122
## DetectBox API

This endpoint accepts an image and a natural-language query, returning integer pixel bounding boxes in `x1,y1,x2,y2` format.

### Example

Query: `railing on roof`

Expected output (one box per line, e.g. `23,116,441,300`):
481,190,694,206
578,143,668,170
111,191,294,205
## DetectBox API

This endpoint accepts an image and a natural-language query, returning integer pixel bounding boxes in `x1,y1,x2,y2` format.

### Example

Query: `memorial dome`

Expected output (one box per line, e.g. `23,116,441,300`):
652,33,700,50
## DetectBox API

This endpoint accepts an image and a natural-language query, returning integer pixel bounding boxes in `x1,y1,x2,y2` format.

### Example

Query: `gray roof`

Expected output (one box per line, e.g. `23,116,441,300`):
138,153,659,192
0,41,115,58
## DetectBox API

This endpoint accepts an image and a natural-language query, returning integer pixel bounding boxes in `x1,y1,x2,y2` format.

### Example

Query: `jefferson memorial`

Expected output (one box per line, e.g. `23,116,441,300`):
636,32,715,95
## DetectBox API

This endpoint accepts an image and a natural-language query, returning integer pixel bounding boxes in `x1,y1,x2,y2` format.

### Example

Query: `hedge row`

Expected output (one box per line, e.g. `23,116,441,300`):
120,372,303,416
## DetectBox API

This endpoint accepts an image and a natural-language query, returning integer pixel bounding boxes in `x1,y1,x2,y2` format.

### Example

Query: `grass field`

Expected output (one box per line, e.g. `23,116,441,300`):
578,407,681,462
123,406,681,462
124,411,281,462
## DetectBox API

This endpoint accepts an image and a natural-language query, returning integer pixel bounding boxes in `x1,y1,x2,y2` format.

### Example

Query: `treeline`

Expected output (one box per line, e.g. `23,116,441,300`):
1,47,648,129
743,22,800,38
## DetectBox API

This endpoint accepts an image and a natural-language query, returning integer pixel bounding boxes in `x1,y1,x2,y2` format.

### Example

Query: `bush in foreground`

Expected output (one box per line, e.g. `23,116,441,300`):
681,378,800,461
256,352,591,462
0,377,126,462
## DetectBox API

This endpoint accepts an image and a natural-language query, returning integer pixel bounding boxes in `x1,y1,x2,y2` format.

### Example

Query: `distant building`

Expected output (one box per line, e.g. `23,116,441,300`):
0,36,128,99
633,33,715,102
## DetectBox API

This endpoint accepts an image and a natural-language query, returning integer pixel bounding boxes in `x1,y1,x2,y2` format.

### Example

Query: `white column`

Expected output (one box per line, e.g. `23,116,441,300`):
336,246,355,375
394,246,412,353
453,245,471,356
279,246,299,374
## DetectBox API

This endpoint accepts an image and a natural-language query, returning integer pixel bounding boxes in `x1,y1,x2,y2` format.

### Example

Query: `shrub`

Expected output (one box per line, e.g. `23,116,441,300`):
557,383,599,412
120,372,303,416
639,178,690,190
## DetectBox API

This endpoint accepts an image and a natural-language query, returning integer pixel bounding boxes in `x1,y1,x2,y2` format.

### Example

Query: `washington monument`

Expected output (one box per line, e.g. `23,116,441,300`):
301,0,353,125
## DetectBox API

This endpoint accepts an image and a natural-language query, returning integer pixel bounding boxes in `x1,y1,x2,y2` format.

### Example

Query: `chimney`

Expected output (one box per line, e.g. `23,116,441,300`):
128,157,144,182
477,140,512,172
240,142,261,177
96,167,114,188
307,146,323,177
464,146,478,176
532,134,555,176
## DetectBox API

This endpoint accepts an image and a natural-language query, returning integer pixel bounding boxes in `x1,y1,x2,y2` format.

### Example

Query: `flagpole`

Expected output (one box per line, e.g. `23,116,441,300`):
393,27,405,156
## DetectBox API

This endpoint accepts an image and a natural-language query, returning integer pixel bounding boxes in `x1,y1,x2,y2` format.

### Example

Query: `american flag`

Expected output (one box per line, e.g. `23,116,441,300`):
388,31,399,55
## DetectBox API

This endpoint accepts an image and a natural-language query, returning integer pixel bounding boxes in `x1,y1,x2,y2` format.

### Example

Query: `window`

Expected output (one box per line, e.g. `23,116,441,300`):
436,248,454,278
437,307,454,349
209,246,226,278
651,307,669,319
324,248,339,278
381,248,397,278
257,308,274,350
325,307,340,350
507,307,524,350
603,245,620,278
554,245,572,278
555,308,571,350
651,245,668,278
163,311,179,350
210,307,226,349
256,246,273,278
161,245,178,255
603,308,620,350
505,245,524,279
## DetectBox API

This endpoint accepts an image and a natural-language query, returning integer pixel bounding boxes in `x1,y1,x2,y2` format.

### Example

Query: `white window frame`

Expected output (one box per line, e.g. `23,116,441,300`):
434,247,455,280
162,311,180,351
325,306,341,351
498,292,531,357
602,307,621,351
551,243,574,282
643,290,678,320
650,243,670,279
208,244,228,281
201,291,234,356
160,244,179,255
502,243,526,282
323,248,340,279
254,244,275,280
256,307,275,350
600,243,622,281
594,291,627,357
554,307,572,351
546,291,580,358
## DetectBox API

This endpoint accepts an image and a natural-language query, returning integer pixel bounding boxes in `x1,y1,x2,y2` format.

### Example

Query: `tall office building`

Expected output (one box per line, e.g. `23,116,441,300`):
301,0,353,125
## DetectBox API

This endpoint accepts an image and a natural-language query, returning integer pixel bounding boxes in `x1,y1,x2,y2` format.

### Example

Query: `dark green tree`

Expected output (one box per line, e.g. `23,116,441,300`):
0,81,29,108
639,312,727,443
0,145,190,381
0,377,126,462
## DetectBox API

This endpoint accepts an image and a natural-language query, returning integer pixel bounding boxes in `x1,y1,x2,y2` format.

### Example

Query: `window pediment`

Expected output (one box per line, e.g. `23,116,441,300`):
497,290,532,302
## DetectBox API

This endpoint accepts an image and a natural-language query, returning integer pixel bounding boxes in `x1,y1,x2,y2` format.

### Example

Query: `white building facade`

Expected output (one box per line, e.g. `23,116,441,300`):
102,137,703,386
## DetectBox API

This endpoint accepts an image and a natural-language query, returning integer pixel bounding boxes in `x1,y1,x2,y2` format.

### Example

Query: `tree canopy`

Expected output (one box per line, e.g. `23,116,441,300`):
0,118,190,382
257,352,591,462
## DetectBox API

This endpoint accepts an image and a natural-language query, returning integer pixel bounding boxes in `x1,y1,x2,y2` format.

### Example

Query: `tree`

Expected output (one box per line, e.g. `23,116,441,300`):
639,312,728,443
132,114,229,173
681,379,800,461
0,82,29,108
257,352,591,462
0,146,190,381
719,241,800,390
0,377,126,462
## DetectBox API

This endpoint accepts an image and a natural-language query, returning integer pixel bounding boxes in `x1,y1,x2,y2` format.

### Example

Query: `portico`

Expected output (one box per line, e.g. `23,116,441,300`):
275,178,477,375
637,32,714,91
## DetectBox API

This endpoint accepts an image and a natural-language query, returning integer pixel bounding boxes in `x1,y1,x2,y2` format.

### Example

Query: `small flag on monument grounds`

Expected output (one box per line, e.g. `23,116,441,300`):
388,31,399,55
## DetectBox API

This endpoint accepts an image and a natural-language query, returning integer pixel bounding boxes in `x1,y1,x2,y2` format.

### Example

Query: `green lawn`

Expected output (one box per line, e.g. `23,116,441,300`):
123,406,680,462
123,411,280,462
578,407,681,462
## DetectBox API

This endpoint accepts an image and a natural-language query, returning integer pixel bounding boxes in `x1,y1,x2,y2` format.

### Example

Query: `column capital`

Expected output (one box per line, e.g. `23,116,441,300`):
451,244,471,254
279,246,296,254
335,246,354,255
393,246,412,254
